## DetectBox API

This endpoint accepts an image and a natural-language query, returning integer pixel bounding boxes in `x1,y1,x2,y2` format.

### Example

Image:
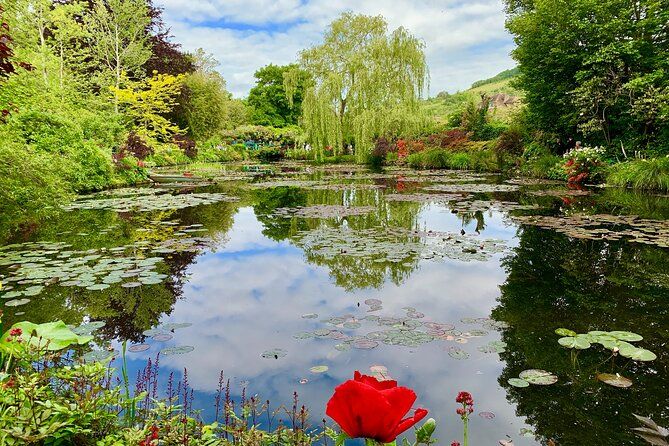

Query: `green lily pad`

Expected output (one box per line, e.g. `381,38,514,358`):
160,345,194,356
5,298,31,307
82,349,116,362
519,369,558,385
309,365,328,373
508,378,530,388
609,331,643,342
558,335,591,350
448,347,470,360
293,331,315,340
261,348,287,359
619,345,657,362
555,328,577,337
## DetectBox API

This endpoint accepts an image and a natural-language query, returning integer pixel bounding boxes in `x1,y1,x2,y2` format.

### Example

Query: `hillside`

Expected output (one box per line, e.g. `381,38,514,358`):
423,69,523,125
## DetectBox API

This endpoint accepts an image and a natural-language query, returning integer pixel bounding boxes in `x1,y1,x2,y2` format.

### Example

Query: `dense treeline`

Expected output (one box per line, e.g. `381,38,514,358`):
505,0,669,154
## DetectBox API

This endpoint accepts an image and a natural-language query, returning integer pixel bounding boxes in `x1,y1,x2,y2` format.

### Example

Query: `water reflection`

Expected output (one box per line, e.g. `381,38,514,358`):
1,165,668,446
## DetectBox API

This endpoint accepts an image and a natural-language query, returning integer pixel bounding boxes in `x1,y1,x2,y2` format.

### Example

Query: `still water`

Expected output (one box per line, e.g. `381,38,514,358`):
2,162,669,446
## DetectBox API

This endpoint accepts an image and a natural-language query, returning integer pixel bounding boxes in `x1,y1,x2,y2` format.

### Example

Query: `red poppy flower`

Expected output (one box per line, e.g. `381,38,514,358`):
326,371,428,443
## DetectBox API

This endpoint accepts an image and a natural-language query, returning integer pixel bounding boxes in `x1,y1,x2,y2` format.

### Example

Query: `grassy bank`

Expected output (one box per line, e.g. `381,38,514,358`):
607,158,669,192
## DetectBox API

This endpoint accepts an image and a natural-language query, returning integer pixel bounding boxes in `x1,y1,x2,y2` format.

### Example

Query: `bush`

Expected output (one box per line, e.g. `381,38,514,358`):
67,142,114,192
562,146,608,184
369,137,396,165
173,134,197,158
112,154,149,186
607,157,669,191
425,129,469,149
146,144,190,167
255,146,285,162
120,131,153,160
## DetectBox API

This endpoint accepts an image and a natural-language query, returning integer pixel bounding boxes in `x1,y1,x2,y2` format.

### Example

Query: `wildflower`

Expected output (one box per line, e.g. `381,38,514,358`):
326,371,428,443
9,328,22,337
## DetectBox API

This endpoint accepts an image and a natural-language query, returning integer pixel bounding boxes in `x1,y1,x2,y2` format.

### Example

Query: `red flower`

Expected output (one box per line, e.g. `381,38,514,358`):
326,371,428,443
451,442,461,446
9,328,22,337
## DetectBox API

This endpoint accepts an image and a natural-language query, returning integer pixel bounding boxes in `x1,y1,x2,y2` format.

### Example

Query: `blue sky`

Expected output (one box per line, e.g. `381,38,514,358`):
154,0,516,98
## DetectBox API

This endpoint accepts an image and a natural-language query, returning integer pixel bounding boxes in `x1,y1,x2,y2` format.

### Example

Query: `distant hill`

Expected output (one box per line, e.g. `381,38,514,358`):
470,67,520,89
423,68,522,125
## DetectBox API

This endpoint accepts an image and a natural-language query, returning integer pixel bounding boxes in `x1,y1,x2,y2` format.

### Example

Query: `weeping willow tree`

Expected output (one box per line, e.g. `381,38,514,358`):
290,12,429,162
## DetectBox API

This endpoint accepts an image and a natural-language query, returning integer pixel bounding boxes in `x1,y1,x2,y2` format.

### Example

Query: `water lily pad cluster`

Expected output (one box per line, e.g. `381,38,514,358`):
555,328,656,361
62,192,238,212
424,183,520,193
513,214,669,247
293,307,509,355
384,193,466,203
528,189,592,197
0,228,215,304
274,205,377,219
294,226,507,265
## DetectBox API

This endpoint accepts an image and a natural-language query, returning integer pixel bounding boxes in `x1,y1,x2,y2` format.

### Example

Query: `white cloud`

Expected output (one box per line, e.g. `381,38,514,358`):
155,0,515,97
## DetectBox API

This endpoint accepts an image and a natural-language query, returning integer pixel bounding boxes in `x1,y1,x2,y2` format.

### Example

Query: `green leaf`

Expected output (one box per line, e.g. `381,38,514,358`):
508,378,530,388
558,335,590,349
555,328,577,337
609,331,643,342
0,320,92,353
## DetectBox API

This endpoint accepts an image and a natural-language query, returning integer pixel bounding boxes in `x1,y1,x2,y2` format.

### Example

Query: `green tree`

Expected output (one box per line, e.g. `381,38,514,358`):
296,12,429,162
505,0,669,152
86,0,152,112
111,72,184,141
178,50,230,141
247,63,307,127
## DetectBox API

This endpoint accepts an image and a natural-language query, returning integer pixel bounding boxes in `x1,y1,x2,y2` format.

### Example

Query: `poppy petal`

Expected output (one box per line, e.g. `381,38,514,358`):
382,408,429,443
326,379,392,439
379,386,417,432
354,371,398,390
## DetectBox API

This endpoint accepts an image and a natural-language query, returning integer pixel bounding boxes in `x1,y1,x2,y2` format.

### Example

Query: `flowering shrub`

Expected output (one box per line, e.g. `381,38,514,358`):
326,371,434,445
562,146,607,184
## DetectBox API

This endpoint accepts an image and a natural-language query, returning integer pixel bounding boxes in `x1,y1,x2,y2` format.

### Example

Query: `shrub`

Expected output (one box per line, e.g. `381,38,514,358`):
425,129,469,149
120,131,153,160
146,144,190,166
607,157,669,191
173,134,197,158
67,142,114,192
562,146,608,184
255,146,285,162
369,137,396,165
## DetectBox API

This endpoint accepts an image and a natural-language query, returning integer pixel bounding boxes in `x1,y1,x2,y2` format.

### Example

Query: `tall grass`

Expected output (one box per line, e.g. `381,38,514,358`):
607,157,669,192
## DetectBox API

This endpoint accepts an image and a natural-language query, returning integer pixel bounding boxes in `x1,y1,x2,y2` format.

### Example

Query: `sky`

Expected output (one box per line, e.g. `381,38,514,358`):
153,0,516,98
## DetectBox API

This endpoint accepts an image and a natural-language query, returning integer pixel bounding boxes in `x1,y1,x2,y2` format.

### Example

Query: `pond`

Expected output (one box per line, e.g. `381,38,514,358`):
2,162,669,446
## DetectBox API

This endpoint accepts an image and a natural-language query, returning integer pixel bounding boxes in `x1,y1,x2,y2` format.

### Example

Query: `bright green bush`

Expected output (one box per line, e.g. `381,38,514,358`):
145,144,190,167
607,157,669,191
66,142,115,192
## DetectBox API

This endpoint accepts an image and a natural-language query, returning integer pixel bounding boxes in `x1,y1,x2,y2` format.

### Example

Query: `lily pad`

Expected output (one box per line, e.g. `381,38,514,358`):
160,345,194,356
508,378,530,388
519,369,558,385
596,373,633,388
261,348,287,359
558,335,591,350
128,344,151,353
555,328,577,337
309,365,329,373
609,331,643,342
448,347,470,360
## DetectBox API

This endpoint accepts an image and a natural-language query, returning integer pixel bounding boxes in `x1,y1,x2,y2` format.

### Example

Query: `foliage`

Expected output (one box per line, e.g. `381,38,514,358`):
247,64,307,127
562,146,608,184
119,131,153,160
255,147,285,163
173,134,197,158
470,67,519,89
298,12,428,162
407,147,498,172
86,0,152,107
505,0,669,152
112,72,185,141
607,157,669,191
178,58,231,141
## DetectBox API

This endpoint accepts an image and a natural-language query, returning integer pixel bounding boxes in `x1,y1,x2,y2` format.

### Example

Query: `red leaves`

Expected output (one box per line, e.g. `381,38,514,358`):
326,371,428,443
